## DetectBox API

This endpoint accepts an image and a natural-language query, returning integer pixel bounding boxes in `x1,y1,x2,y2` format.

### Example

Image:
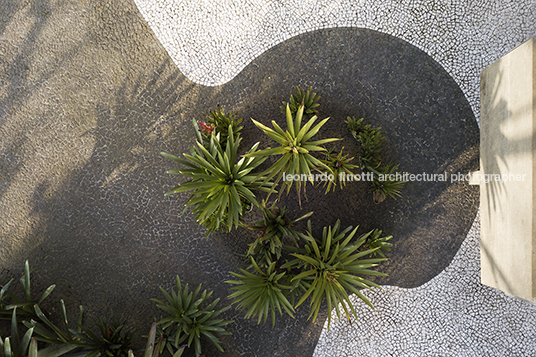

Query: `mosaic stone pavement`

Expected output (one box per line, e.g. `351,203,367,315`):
130,0,536,356
134,0,535,121
0,0,534,356
314,212,536,356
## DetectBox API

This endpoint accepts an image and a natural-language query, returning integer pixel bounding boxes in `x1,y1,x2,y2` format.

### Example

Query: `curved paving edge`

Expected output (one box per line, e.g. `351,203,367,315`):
133,0,535,120
129,0,536,355
314,212,536,356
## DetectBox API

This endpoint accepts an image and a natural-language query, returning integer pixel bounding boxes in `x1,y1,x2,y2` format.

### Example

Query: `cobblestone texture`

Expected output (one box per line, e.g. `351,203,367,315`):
314,213,536,356
0,0,535,356
132,0,536,356
134,0,536,120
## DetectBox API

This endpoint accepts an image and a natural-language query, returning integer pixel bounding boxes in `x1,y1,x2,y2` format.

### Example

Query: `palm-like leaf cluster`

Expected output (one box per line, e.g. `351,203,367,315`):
280,86,320,117
226,260,294,327
152,276,232,357
364,229,393,258
161,120,273,234
371,164,407,203
203,106,243,147
242,200,313,267
227,220,388,330
281,220,387,329
246,104,339,200
320,147,359,193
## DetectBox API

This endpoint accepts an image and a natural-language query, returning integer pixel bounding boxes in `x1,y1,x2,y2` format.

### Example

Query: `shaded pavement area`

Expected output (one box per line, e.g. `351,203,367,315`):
0,0,478,355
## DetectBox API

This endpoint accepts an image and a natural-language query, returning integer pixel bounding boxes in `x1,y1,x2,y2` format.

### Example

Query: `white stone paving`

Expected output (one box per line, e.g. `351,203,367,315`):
132,0,536,355
314,212,536,356
133,0,535,121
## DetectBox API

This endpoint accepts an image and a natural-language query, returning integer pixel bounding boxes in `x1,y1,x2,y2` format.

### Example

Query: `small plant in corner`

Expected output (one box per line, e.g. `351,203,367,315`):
0,307,37,357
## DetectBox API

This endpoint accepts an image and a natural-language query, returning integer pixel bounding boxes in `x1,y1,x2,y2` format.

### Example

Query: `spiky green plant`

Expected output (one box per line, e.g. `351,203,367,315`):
1,261,82,357
24,300,83,353
280,86,320,118
1,261,56,322
246,104,339,201
346,116,384,172
242,201,313,268
281,220,387,329
345,117,381,138
226,259,295,327
201,106,243,147
371,164,406,203
66,314,136,357
320,147,359,193
161,119,273,234
364,229,393,258
0,308,35,357
152,276,232,357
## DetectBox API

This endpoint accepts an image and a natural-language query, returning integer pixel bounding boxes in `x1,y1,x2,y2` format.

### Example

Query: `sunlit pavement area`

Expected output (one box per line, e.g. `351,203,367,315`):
1,0,535,356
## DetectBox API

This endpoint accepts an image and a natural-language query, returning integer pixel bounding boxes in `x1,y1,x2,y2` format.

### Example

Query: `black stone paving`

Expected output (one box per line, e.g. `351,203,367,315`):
0,1,479,355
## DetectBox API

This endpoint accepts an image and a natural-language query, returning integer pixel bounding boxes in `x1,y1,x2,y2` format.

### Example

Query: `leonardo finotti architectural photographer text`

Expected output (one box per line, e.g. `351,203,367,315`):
282,172,528,183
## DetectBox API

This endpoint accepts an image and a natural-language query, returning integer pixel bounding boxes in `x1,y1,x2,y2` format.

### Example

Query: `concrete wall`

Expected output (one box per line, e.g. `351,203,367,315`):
480,37,536,301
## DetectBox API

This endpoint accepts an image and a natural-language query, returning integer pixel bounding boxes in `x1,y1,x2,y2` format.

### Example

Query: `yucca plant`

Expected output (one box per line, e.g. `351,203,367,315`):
364,229,393,258
152,276,232,357
226,259,295,327
246,104,339,201
2,312,78,357
1,303,78,357
371,164,406,203
320,147,359,193
280,86,320,118
22,303,88,357
0,308,35,357
281,220,387,329
161,119,273,234
242,201,313,268
1,261,83,357
1,261,56,322
67,314,136,357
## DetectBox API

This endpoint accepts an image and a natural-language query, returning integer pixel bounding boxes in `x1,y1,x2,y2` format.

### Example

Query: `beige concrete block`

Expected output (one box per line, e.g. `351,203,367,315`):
480,37,536,301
